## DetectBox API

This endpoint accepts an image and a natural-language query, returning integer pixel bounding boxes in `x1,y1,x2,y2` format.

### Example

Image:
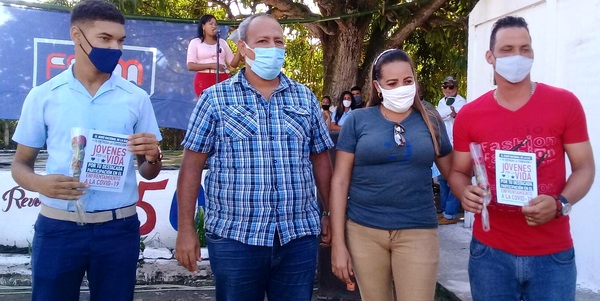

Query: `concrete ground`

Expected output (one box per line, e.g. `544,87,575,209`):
2,220,598,300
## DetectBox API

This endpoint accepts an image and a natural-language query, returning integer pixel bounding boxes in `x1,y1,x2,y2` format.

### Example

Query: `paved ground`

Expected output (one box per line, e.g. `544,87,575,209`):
0,285,321,301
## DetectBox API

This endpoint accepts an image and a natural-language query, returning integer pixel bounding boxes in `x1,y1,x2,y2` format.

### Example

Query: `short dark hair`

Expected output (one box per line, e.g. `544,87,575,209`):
489,16,530,50
321,95,331,103
197,14,216,42
350,86,361,92
70,0,125,26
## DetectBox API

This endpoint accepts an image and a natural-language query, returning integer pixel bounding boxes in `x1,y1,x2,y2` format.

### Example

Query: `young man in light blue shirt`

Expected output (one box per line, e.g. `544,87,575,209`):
11,1,162,300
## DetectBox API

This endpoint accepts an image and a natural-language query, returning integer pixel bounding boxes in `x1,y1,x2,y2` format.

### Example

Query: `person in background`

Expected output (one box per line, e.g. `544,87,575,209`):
330,91,355,131
330,49,452,301
436,75,467,225
11,1,163,300
351,85,364,108
175,13,334,301
321,95,332,126
449,16,594,301
187,14,241,97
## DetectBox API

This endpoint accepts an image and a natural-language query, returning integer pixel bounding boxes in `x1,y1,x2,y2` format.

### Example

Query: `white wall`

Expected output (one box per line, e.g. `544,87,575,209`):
0,170,184,249
468,0,600,292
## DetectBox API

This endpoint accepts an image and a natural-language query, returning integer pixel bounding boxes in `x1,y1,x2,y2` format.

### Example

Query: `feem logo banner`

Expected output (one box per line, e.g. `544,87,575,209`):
33,38,158,96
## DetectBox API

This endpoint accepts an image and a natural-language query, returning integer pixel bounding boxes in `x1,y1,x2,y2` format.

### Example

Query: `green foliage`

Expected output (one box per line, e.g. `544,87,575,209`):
195,206,207,248
404,0,476,106
0,120,17,148
140,235,147,253
282,24,323,95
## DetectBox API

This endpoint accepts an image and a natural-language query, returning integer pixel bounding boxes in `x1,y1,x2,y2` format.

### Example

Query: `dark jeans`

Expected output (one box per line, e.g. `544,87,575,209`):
469,237,576,301
207,232,319,301
439,174,460,218
31,214,140,301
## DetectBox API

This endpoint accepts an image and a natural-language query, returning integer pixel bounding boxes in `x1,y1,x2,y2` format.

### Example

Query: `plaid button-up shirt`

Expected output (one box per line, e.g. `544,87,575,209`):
182,69,334,246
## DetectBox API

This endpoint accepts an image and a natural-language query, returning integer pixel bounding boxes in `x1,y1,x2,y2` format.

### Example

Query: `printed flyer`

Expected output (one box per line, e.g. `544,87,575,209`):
495,150,537,206
75,130,132,192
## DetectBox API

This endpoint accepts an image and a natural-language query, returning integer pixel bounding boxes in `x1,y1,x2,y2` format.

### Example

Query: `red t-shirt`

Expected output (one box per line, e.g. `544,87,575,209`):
453,83,589,256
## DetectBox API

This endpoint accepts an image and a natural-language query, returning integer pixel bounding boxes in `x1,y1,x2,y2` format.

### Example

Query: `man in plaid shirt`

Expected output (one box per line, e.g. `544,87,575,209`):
175,13,334,301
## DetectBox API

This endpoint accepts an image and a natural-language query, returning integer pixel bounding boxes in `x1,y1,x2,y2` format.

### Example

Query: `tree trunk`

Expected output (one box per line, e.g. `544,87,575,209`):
3,122,9,147
321,25,366,105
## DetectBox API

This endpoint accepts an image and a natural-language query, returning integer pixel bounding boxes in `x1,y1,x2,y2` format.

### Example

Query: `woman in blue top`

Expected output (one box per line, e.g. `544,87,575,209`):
330,49,453,301
329,91,355,131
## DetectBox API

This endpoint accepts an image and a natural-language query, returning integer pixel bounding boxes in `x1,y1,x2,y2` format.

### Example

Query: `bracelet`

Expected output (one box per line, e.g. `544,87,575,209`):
554,198,563,219
322,210,330,217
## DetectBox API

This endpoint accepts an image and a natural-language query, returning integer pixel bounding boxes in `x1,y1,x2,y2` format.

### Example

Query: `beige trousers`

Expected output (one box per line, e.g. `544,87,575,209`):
346,220,440,301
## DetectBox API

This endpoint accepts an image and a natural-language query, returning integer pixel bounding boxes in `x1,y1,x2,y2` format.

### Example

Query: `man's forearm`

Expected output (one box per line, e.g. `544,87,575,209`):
311,151,333,211
177,150,208,232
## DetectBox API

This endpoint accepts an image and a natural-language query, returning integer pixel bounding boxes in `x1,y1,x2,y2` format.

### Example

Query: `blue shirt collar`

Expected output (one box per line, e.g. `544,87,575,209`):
50,65,135,98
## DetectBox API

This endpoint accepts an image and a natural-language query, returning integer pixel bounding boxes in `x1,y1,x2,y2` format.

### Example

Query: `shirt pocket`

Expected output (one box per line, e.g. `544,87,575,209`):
222,105,258,140
283,106,311,139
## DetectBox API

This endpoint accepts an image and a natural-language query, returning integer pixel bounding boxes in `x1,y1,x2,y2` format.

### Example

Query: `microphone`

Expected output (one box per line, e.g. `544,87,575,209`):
214,29,221,38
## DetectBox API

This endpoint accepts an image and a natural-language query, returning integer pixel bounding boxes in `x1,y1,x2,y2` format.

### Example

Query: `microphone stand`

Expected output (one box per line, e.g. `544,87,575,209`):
215,30,221,83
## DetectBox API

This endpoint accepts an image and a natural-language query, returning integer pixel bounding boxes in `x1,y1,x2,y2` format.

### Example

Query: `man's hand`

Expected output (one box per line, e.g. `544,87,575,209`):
522,195,557,226
175,228,201,273
38,174,88,200
460,185,486,214
450,106,457,118
128,133,159,161
320,216,331,246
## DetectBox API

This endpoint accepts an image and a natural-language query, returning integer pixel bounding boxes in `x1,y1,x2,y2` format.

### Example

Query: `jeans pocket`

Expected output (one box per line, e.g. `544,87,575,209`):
205,231,226,243
469,238,489,260
550,247,575,264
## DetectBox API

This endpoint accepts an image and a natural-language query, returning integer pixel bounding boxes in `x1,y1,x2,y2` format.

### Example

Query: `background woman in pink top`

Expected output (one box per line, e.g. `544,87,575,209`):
187,14,241,97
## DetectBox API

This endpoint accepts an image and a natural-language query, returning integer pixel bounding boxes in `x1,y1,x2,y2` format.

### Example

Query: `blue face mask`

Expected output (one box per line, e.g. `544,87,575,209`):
79,28,122,74
244,42,285,80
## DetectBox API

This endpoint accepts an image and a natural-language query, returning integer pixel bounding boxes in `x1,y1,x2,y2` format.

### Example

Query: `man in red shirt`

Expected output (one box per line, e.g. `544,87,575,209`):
449,16,594,301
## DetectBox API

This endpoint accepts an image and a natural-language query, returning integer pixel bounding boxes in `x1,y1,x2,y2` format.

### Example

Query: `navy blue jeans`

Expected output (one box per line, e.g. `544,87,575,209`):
469,237,576,301
31,214,140,301
207,232,318,301
439,174,460,218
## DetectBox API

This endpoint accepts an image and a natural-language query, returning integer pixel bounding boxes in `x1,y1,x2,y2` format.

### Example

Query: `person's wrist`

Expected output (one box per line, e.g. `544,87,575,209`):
321,210,331,217
146,146,163,165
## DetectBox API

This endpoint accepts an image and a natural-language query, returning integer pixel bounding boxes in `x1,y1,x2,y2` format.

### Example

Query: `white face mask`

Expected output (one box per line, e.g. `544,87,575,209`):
379,83,416,113
342,100,352,107
494,55,533,83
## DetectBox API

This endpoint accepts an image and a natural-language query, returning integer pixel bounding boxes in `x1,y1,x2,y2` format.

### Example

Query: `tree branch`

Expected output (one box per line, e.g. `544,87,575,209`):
210,0,235,19
386,0,448,48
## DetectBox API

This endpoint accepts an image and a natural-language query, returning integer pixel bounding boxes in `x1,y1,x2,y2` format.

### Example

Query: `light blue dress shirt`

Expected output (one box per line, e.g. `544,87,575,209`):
13,66,161,211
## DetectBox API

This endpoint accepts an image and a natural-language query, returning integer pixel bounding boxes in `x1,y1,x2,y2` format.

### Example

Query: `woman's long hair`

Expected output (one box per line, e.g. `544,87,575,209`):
367,49,443,157
334,91,355,124
197,14,216,42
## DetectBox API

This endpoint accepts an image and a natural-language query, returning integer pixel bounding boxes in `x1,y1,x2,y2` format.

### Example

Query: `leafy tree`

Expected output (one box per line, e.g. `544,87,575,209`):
209,0,477,105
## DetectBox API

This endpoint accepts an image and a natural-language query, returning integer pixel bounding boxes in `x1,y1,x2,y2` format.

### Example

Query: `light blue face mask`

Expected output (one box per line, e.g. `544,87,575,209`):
244,42,285,80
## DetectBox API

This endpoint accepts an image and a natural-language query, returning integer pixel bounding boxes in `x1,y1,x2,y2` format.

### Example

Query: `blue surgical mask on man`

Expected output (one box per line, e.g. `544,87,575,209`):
244,42,285,80
78,28,122,74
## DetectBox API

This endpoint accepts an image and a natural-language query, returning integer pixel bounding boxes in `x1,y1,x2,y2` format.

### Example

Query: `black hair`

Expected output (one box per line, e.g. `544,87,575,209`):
490,16,530,50
321,96,331,104
368,49,442,156
350,86,361,92
70,0,124,26
197,14,216,42
333,91,355,124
